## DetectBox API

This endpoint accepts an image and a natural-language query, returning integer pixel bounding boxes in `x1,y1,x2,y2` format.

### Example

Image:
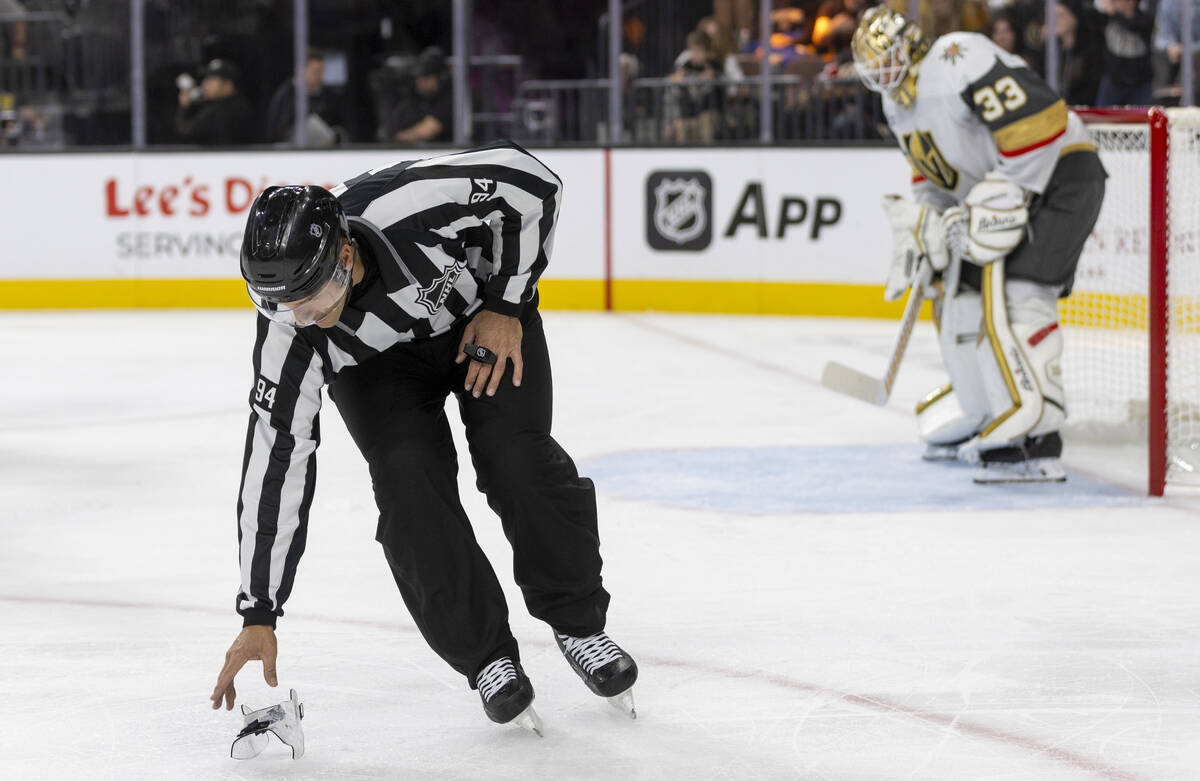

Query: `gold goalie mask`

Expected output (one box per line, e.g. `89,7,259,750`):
851,6,930,108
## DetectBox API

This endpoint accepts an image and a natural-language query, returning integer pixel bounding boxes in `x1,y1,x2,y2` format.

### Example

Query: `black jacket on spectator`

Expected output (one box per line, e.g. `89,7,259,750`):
264,81,344,143
1100,9,1153,88
675,55,723,118
384,83,453,142
1057,10,1104,107
175,94,257,145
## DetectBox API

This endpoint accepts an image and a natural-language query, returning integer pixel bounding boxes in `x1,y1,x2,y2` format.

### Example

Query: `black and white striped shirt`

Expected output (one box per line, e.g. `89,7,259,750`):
235,141,562,626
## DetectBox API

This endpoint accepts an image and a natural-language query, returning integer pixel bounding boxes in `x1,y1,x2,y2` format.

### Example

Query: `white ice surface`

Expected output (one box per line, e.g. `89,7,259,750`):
1,310,1198,781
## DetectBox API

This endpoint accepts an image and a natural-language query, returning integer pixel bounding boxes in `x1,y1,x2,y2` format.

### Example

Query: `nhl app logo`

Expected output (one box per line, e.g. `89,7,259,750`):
646,170,712,251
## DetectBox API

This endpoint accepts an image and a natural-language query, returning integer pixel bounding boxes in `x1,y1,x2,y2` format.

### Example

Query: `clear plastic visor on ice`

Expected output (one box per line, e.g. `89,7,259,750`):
248,260,351,328
230,689,305,760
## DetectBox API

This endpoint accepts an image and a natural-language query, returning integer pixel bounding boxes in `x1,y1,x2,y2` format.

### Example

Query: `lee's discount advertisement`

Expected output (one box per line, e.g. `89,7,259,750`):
105,172,339,264
0,149,604,281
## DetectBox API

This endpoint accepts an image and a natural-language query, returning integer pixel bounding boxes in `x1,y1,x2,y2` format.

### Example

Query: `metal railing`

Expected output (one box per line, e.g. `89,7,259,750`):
513,74,884,145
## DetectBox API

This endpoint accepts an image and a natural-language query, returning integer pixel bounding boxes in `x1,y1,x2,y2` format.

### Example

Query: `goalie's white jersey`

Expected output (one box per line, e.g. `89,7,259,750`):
882,32,1094,211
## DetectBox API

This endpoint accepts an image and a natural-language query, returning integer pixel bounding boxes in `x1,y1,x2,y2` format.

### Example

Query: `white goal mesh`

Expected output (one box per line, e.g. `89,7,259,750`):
1064,108,1200,489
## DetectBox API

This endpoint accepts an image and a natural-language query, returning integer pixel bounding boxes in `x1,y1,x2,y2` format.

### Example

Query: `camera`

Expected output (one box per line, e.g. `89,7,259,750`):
176,73,202,102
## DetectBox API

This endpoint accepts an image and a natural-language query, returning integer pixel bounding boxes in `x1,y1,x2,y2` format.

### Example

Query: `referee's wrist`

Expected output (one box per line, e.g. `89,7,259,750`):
239,607,278,629
483,297,522,318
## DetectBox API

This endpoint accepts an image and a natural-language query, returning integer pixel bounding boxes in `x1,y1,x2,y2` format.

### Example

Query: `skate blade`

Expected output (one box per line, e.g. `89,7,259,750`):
921,445,960,462
974,459,1067,484
511,705,544,737
606,689,636,719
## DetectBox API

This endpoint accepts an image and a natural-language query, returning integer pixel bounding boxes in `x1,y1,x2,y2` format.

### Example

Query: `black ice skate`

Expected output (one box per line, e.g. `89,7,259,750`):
476,657,543,736
554,631,638,718
973,432,1066,484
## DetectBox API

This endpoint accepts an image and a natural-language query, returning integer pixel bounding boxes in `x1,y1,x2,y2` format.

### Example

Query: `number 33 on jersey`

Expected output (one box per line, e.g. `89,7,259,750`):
884,32,1095,208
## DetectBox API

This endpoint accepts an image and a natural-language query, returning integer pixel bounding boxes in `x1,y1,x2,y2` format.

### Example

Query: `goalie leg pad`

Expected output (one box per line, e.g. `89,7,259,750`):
1005,278,1066,437
916,385,982,448
972,262,1064,451
924,273,990,446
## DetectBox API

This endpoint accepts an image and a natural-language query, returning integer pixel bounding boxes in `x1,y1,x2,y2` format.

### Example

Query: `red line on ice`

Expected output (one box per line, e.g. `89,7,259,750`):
0,593,1144,780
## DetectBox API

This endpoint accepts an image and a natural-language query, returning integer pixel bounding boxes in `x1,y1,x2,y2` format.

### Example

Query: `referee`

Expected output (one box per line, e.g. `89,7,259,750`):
209,141,637,731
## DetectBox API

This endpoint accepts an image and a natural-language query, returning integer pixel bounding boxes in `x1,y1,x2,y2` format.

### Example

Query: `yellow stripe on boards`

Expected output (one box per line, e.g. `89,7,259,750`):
0,278,922,318
609,280,918,318
0,278,614,311
0,278,252,309
535,279,607,310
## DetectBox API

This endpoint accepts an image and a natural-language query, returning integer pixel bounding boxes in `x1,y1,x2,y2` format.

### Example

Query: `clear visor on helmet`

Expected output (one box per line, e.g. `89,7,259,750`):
854,38,909,94
248,258,352,328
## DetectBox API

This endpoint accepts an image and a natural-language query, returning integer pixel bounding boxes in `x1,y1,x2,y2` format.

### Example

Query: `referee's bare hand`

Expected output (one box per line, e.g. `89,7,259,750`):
210,625,278,711
457,309,523,398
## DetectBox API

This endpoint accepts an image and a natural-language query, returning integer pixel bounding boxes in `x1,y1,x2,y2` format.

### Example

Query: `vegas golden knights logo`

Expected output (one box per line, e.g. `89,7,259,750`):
902,130,959,191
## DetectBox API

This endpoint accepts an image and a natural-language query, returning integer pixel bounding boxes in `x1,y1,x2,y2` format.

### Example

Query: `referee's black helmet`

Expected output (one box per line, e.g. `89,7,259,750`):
240,185,349,303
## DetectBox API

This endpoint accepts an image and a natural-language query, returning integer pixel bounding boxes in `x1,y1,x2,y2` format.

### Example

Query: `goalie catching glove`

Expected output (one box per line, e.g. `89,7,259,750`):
942,174,1029,265
881,194,948,301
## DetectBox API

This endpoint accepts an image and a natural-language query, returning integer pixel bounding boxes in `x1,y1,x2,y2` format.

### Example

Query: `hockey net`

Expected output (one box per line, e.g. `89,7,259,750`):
1064,107,1200,494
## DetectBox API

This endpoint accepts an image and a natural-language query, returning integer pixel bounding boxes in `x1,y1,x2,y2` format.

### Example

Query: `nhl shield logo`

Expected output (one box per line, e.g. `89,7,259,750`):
646,170,712,251
654,179,706,243
415,259,466,315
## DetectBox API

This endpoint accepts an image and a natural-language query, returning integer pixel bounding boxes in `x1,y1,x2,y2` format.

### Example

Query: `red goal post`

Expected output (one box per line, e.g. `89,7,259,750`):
1070,107,1199,496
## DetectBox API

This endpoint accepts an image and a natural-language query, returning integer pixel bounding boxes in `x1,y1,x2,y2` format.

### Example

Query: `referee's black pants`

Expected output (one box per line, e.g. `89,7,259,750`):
329,306,610,688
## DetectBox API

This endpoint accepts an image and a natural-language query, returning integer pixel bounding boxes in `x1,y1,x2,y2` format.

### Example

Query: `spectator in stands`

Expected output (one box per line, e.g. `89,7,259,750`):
1052,0,1103,106
678,16,748,139
1153,0,1200,99
825,9,860,70
989,9,1027,61
820,4,861,62
175,59,256,146
920,0,990,40
668,29,723,143
1094,0,1153,106
386,46,453,144
1002,0,1051,72
824,13,876,139
264,48,344,147
714,0,756,52
617,52,656,143
811,1,843,57
745,7,811,68
677,16,744,80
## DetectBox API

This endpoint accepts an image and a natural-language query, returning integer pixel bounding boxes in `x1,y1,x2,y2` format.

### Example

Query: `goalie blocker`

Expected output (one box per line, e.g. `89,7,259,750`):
914,156,1106,480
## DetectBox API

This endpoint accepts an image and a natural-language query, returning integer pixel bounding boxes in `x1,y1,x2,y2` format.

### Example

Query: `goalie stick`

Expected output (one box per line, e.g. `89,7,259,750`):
820,258,933,406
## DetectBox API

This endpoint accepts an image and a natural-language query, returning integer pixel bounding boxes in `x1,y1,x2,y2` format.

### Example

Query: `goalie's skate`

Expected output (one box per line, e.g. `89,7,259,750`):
974,457,1067,484
972,432,1066,483
476,657,543,737
554,631,638,719
922,442,962,462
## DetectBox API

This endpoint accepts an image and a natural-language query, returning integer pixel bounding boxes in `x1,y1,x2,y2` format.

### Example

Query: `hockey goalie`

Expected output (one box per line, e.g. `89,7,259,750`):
850,6,1107,483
